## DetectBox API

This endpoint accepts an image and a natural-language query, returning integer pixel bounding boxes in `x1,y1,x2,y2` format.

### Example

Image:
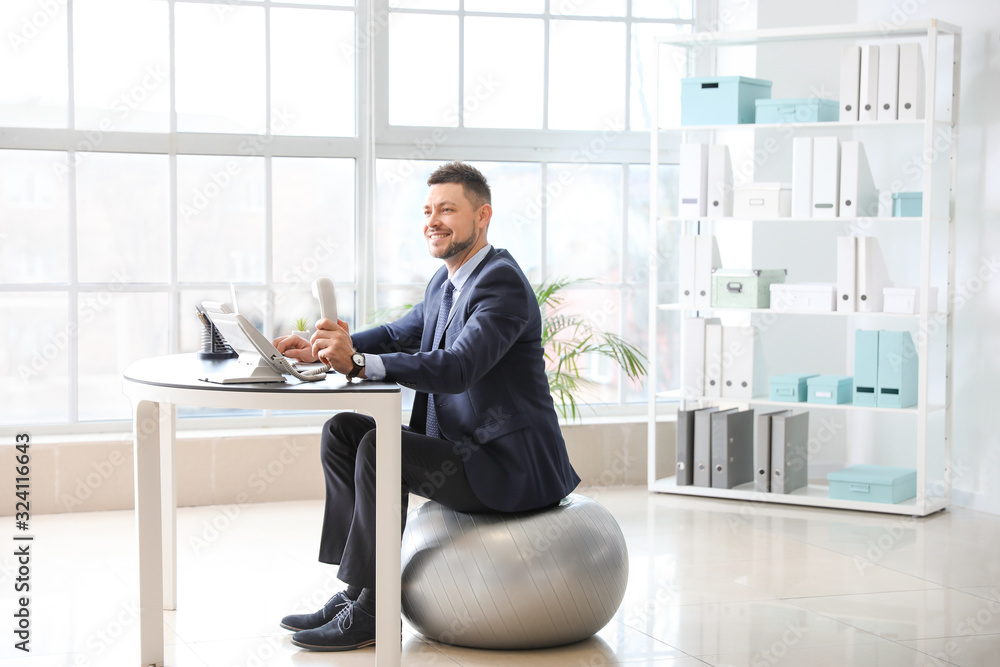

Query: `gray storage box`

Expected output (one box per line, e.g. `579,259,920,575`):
711,269,787,308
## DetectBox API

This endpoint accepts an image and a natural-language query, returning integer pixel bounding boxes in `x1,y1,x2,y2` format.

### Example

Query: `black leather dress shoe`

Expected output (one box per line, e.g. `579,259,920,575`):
291,599,376,652
280,590,352,632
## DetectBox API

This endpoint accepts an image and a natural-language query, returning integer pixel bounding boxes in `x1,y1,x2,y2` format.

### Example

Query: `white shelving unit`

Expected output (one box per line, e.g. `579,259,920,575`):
646,20,961,517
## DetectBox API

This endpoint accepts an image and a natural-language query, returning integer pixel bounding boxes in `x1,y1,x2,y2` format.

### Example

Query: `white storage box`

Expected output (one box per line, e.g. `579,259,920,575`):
733,183,792,219
770,283,837,312
883,286,938,314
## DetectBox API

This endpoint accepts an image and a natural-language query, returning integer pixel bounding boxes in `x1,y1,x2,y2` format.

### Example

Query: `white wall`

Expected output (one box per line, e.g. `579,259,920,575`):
750,0,1000,513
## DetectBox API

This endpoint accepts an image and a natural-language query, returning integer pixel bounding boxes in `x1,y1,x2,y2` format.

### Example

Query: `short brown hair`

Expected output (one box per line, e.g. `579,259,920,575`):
427,162,491,208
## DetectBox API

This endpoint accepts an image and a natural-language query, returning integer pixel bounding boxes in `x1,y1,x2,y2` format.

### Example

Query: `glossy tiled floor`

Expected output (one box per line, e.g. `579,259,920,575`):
3,487,1000,666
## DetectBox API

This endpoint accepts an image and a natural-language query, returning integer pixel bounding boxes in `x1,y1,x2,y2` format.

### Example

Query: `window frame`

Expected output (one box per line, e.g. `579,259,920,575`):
0,0,707,436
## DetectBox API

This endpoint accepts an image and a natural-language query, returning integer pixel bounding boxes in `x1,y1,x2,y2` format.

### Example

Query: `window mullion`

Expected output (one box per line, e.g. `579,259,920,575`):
66,0,78,422
457,0,465,129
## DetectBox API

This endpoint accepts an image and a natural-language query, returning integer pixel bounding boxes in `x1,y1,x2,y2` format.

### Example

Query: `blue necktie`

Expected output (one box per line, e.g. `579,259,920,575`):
425,280,454,439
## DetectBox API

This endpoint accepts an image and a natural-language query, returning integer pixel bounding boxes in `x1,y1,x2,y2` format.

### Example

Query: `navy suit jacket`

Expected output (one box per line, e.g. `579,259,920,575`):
351,248,580,512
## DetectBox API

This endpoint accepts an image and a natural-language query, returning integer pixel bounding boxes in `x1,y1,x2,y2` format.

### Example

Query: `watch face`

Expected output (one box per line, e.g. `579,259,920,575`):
352,352,365,366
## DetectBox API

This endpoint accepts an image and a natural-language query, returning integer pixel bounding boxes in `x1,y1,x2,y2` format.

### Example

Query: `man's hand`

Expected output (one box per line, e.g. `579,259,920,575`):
311,318,356,375
274,334,318,362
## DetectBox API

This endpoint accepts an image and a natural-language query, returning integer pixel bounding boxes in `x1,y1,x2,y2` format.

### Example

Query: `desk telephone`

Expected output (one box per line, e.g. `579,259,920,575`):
200,278,338,384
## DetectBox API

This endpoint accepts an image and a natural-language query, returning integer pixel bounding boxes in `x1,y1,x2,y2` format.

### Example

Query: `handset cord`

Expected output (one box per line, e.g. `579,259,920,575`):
270,354,328,382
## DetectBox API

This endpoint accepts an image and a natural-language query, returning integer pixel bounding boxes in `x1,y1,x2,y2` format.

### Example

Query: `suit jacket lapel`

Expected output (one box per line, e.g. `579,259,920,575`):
443,247,497,331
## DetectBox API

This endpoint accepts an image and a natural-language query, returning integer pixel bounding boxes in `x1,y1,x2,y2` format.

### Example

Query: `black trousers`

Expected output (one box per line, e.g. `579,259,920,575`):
318,412,491,589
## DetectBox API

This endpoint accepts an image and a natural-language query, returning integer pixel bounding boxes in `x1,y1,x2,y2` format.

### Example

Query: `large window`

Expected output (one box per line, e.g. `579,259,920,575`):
0,0,695,433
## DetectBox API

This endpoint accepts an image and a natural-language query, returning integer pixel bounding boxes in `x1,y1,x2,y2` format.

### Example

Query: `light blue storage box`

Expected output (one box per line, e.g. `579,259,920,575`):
877,330,918,408
828,464,917,504
892,192,922,217
681,76,772,125
754,97,839,124
769,373,818,402
807,375,853,405
854,330,880,407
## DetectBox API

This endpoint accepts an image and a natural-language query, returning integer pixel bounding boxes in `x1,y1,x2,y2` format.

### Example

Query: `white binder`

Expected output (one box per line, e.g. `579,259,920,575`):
811,137,840,218
679,143,709,218
898,42,925,121
694,234,721,310
839,141,878,218
706,144,733,218
877,43,900,121
791,137,813,218
679,235,697,308
704,322,723,398
836,235,857,312
720,325,754,399
859,45,880,122
839,45,861,122
681,317,720,396
857,235,889,312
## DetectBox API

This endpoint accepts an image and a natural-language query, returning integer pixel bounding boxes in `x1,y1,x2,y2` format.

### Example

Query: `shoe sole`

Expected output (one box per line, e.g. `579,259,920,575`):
291,637,376,652
280,622,306,632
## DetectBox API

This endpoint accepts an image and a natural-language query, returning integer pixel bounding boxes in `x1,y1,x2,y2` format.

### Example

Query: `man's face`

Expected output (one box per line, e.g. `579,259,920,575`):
423,182,486,261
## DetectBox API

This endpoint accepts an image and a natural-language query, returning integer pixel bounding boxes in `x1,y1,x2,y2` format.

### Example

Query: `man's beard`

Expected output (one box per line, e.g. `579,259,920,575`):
433,231,476,260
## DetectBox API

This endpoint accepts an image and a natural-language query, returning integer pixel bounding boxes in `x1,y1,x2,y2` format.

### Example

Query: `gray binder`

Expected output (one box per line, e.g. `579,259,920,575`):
755,410,791,493
711,409,755,489
771,412,810,494
677,407,717,486
694,407,734,487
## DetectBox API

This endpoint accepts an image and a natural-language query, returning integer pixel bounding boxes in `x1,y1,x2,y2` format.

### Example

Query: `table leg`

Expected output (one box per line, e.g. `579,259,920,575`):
366,393,403,667
133,399,165,667
160,403,177,611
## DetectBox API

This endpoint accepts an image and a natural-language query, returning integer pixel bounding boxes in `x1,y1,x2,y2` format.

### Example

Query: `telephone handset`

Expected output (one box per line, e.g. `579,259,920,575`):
312,277,338,323
200,278,339,384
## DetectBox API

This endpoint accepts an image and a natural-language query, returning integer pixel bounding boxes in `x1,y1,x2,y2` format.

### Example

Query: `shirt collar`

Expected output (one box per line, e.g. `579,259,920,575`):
448,244,492,293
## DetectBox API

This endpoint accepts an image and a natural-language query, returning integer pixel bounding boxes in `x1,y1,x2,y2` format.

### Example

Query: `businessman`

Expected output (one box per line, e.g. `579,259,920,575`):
274,162,580,652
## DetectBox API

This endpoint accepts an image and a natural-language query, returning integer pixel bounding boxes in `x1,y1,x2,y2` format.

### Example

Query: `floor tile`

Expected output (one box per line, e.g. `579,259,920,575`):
867,539,1000,588
790,589,1000,642
10,487,1000,667
698,637,959,667
188,634,456,666
711,554,940,599
423,625,687,667
900,634,1000,667
630,599,880,656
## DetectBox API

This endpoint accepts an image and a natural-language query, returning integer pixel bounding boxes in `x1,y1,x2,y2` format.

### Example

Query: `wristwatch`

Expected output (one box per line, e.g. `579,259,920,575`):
347,351,366,381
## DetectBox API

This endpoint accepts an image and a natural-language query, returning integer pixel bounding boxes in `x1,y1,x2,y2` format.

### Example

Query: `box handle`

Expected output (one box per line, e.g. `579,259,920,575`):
726,282,744,293
774,387,794,396
701,82,719,89
849,483,871,494
815,391,833,398
749,198,765,206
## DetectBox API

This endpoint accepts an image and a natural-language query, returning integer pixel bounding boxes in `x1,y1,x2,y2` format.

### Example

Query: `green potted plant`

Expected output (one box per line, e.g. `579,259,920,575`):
292,317,311,340
535,278,647,420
